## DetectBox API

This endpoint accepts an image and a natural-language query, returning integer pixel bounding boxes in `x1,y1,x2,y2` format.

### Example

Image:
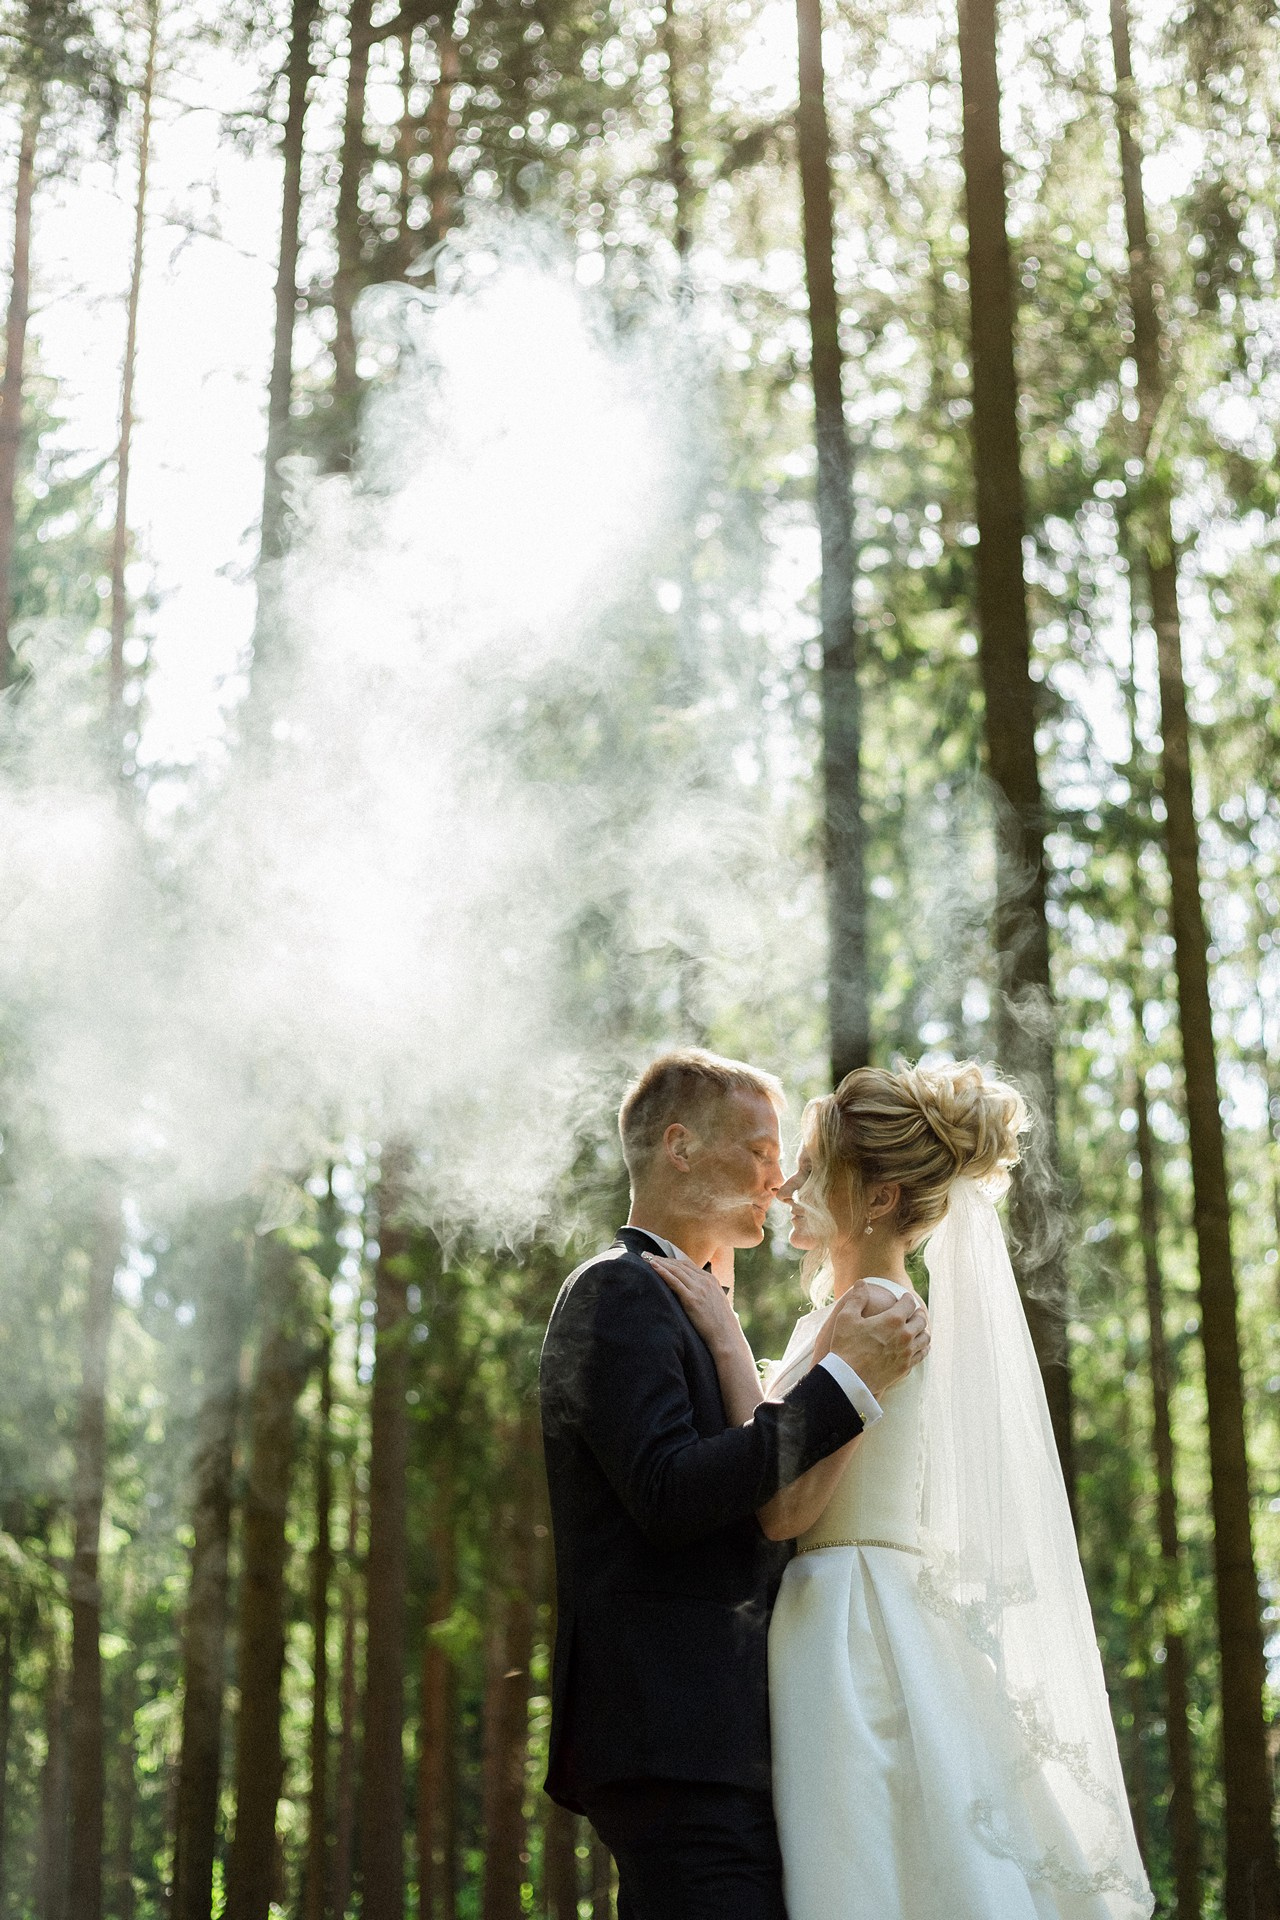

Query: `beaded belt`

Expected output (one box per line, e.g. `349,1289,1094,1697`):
796,1536,923,1556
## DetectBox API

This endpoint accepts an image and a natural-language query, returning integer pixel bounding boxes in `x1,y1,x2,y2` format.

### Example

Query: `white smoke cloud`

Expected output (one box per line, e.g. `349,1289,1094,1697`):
1,231,825,1241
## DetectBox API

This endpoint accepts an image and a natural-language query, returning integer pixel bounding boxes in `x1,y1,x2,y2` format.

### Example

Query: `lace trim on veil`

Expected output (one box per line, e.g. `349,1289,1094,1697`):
916,1554,1148,1900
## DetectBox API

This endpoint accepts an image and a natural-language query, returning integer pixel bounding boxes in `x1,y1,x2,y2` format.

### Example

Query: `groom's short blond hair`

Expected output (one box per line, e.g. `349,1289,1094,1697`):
618,1048,785,1176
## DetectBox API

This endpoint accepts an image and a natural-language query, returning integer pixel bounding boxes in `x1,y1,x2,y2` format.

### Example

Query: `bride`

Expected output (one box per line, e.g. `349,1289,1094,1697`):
645,1060,1152,1920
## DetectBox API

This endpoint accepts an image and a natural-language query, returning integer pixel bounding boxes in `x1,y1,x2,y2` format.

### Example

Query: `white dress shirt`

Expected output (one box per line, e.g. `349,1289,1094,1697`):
634,1228,883,1428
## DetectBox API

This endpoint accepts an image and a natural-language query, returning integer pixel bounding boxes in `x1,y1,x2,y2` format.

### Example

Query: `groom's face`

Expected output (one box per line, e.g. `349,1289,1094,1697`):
686,1088,784,1247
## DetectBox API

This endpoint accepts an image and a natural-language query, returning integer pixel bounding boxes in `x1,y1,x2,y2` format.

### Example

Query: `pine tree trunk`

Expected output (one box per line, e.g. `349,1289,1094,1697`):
388,28,425,280
171,1229,250,1920
0,1612,14,1919
37,1642,68,1920
541,1511,577,1920
1250,974,1280,1307
0,91,40,688
67,1204,119,1920
1134,1075,1202,1919
425,9,460,248
331,0,374,463
954,0,1073,1496
109,0,159,729
479,1461,536,1920
331,1478,362,1920
302,1326,333,1920
440,1667,458,1920
658,0,691,263
1107,4,1278,1908
1122,1570,1152,1869
360,1152,412,1920
417,1494,456,1920
795,0,869,1085
225,1238,311,1920
110,1635,138,1920
261,0,316,561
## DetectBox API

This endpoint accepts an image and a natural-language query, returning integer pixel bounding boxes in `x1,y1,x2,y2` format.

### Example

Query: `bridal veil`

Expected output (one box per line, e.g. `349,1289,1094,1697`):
919,1179,1152,1915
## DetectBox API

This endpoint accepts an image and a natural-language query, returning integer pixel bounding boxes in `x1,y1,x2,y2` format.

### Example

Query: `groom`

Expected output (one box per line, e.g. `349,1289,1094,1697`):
540,1048,930,1919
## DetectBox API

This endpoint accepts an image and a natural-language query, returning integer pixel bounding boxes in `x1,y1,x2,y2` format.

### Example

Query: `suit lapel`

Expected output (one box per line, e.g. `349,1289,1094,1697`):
614,1227,727,1428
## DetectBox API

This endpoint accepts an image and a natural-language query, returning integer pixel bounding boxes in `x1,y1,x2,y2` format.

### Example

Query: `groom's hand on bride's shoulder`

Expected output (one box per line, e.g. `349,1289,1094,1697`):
818,1287,930,1401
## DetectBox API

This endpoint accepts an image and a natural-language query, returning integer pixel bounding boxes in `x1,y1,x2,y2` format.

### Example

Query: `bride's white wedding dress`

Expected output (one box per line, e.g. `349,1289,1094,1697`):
764,1186,1152,1920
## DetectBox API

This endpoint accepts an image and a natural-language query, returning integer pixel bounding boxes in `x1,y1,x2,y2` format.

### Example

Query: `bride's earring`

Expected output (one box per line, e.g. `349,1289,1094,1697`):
864,1223,874,1236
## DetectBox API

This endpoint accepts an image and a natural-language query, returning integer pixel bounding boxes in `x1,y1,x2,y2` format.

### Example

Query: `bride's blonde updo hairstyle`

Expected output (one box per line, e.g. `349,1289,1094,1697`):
798,1060,1028,1298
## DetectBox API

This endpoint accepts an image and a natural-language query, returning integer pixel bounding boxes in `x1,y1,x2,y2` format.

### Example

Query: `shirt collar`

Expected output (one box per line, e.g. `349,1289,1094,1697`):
618,1224,696,1265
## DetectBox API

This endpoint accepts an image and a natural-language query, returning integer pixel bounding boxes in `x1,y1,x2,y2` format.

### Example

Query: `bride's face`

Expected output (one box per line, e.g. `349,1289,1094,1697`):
780,1146,858,1255
779,1152,824,1251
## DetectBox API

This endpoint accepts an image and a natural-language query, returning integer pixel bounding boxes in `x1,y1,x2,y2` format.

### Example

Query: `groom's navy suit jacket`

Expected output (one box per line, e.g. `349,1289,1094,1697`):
540,1225,863,1810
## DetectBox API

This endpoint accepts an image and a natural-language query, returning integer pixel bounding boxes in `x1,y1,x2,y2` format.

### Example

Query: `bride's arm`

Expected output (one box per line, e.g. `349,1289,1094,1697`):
642,1251,764,1425
755,1436,861,1540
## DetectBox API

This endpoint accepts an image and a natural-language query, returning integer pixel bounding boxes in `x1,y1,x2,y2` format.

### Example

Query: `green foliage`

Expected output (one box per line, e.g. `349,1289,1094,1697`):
11,373,112,640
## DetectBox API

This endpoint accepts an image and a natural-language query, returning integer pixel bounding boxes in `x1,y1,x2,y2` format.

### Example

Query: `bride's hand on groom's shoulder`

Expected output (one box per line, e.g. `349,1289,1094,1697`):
819,1287,930,1401
643,1250,738,1350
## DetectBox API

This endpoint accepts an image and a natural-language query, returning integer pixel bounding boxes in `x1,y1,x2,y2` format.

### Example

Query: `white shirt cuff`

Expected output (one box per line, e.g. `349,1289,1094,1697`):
818,1352,883,1427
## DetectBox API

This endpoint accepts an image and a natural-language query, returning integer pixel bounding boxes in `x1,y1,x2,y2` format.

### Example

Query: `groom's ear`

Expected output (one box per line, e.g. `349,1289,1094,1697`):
661,1121,696,1173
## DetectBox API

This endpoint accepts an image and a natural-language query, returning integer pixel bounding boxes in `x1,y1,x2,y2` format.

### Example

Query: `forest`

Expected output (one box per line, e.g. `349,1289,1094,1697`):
0,0,1276,1912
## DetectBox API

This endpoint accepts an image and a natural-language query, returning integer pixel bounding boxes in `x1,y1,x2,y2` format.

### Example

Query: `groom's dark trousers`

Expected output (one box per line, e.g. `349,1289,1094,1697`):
540,1227,863,1919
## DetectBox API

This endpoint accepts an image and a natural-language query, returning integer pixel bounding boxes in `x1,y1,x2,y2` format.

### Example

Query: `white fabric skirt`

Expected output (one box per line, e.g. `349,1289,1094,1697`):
768,1545,1131,1920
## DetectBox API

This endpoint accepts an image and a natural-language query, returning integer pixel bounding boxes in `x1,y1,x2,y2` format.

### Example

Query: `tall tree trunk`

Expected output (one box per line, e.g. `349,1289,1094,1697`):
0,1612,14,1919
389,28,424,280
541,1514,577,1920
1248,967,1280,1310
261,0,317,563
425,9,460,249
109,0,159,731
1134,1074,1203,1919
67,1204,120,1920
332,1477,362,1920
0,91,40,689
302,1325,333,1920
331,0,374,464
479,1455,536,1920
37,1640,68,1920
225,1237,311,1920
171,1228,250,1920
955,0,1073,1495
1119,1465,1152,1872
658,0,691,263
795,0,869,1085
110,1628,139,1920
1108,5,1278,1909
417,1493,456,1920
360,1151,412,1920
